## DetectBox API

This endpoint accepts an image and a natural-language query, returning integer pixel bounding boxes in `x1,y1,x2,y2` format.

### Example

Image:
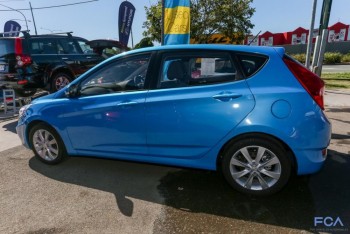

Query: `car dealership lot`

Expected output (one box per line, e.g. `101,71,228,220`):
0,107,349,233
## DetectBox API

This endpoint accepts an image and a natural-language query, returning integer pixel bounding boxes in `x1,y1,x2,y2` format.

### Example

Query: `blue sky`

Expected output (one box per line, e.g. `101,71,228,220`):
0,0,349,47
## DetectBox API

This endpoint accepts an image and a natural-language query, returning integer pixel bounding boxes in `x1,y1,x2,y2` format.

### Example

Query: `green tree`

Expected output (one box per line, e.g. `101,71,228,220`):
142,0,255,44
134,37,154,49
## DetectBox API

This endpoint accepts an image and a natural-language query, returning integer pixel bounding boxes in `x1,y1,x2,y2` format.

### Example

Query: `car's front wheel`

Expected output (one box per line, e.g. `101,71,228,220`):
29,123,67,165
221,137,292,196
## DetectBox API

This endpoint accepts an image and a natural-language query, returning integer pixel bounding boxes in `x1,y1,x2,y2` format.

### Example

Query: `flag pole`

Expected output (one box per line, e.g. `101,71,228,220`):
161,0,164,45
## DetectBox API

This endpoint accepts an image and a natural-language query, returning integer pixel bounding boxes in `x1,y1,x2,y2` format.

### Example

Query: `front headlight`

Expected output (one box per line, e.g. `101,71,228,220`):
18,104,31,119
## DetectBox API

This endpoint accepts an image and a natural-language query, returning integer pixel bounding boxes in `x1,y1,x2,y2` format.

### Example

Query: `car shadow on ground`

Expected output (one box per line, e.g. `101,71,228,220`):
2,120,17,134
326,107,350,113
28,148,350,232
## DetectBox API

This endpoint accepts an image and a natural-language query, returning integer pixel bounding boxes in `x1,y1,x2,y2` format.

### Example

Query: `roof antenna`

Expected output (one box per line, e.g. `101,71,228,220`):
248,30,262,45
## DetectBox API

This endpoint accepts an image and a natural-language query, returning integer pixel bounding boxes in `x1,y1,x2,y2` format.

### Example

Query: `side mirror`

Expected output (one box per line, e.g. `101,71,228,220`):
65,84,79,98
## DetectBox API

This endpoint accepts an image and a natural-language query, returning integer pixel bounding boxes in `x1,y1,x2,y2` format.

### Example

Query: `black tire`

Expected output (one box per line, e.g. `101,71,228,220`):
51,73,72,93
221,137,292,196
29,123,67,165
14,89,37,97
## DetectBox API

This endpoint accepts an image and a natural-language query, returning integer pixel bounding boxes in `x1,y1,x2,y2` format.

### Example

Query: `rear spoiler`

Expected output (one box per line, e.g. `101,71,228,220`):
274,47,286,58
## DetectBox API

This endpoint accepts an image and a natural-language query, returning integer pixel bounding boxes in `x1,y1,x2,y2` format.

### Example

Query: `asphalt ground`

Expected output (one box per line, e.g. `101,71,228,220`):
0,92,349,233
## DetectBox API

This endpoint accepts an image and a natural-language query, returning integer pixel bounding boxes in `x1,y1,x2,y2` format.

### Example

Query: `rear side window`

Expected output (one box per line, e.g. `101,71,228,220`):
158,52,237,89
29,38,58,54
236,54,268,77
0,39,14,56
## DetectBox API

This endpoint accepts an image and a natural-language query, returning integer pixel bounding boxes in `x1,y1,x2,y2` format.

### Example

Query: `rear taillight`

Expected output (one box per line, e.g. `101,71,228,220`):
16,55,32,67
283,56,325,110
14,37,32,67
17,80,28,85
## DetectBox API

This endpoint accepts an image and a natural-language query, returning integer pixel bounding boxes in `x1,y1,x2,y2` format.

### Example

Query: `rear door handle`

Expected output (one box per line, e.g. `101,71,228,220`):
212,92,242,101
116,101,138,107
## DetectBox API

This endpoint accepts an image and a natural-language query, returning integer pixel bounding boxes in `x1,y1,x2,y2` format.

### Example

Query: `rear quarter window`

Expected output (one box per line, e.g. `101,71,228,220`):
236,54,268,77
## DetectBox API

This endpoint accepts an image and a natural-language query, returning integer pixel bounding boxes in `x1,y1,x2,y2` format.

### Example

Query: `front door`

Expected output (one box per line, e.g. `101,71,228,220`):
60,54,151,157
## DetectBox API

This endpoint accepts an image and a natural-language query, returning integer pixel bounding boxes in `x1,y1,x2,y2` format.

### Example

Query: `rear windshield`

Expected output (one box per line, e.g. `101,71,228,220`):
0,39,15,57
236,54,268,77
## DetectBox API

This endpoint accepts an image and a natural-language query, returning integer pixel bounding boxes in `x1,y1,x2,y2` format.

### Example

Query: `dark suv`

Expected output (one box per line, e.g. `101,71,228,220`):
0,32,104,97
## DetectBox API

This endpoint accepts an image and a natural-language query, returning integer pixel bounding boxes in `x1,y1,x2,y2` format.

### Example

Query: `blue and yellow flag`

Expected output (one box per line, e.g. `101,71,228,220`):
163,0,190,45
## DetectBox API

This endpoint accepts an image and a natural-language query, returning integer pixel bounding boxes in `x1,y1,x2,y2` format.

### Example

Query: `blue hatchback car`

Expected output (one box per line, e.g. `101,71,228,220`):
17,45,331,195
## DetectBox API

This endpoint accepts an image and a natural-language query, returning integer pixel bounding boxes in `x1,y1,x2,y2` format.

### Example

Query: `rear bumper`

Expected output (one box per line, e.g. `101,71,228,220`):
0,73,18,87
295,111,332,175
0,73,43,90
295,147,329,174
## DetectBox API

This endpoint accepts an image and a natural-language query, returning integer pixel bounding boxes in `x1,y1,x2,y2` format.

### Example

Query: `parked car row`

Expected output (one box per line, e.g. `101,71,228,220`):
16,44,331,196
0,31,125,97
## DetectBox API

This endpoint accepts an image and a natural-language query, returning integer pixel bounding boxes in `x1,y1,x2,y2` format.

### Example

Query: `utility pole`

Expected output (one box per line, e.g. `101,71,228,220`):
29,2,38,35
312,0,333,76
305,0,317,69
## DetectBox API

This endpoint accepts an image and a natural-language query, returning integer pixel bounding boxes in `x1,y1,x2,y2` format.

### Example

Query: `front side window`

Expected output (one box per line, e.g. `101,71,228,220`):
76,40,95,54
79,54,150,96
57,38,81,54
158,52,236,89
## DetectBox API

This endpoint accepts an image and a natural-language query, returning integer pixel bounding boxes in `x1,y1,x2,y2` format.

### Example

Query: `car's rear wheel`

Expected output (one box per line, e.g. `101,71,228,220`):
51,73,72,93
29,123,67,165
221,137,292,196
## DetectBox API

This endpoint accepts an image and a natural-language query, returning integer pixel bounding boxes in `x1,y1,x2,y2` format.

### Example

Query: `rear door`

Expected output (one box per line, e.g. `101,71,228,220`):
26,38,61,87
145,50,255,159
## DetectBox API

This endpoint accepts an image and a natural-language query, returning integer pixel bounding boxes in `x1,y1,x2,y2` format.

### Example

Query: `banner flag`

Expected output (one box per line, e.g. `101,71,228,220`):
118,1,136,47
3,20,21,37
163,0,190,45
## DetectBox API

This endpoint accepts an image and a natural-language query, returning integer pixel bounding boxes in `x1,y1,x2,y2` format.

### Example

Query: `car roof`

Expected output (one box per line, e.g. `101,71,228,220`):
117,44,285,58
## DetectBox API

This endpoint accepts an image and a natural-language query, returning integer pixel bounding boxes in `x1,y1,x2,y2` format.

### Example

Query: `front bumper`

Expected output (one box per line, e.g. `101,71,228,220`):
16,121,31,149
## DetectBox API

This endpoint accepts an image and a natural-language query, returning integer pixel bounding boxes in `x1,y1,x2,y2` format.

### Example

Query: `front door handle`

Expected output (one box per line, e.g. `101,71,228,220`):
116,101,138,107
212,92,242,101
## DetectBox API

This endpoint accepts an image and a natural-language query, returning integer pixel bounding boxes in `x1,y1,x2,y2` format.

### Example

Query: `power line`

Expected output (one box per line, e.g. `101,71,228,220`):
0,0,98,11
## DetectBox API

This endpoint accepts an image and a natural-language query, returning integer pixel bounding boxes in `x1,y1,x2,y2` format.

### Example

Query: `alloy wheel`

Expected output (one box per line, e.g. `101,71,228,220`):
32,129,59,161
55,75,70,90
229,146,281,191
